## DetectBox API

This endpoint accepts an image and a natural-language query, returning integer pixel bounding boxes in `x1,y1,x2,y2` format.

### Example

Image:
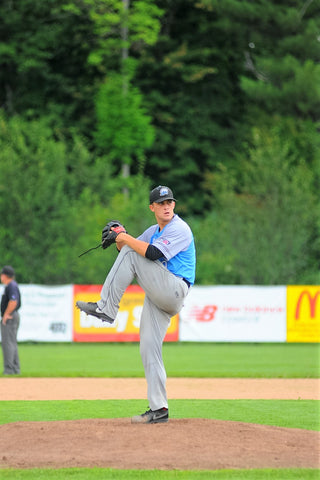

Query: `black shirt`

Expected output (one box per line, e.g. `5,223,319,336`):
1,280,21,316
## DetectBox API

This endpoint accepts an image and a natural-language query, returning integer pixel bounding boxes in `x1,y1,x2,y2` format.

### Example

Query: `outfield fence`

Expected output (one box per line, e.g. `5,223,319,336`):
1,284,319,343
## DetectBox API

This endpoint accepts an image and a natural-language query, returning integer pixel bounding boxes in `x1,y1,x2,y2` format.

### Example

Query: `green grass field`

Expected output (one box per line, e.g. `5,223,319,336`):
1,342,319,480
13,342,320,377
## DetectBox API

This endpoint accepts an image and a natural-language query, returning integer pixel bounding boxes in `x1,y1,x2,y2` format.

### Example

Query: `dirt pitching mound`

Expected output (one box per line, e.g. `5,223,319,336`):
1,418,319,470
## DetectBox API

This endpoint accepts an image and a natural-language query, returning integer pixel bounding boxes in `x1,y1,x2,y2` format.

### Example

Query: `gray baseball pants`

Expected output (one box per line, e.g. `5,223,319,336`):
97,245,189,410
1,311,20,375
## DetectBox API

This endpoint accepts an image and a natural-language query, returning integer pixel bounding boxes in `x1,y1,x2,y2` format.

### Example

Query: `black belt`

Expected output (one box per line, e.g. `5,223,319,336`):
182,278,191,288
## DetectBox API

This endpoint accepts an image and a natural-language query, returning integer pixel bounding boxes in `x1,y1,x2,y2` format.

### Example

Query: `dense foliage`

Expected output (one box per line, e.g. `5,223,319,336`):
0,0,319,284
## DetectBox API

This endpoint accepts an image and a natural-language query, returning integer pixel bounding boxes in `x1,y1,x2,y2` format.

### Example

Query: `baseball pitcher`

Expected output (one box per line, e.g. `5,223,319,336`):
77,185,196,423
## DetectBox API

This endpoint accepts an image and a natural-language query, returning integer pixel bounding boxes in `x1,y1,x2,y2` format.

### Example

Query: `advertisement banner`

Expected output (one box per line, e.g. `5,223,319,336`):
16,285,73,342
73,284,179,342
2,283,317,343
287,285,320,342
180,286,287,342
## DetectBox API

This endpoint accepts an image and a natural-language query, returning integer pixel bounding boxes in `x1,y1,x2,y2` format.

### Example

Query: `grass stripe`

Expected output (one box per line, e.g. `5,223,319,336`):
1,399,319,431
0,468,319,479
12,342,319,378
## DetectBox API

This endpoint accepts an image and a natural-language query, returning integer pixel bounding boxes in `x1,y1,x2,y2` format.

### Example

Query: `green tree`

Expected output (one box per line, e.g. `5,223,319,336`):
78,0,163,70
136,0,247,214
194,122,319,285
0,0,103,135
95,72,155,179
202,0,320,123
0,113,156,284
0,114,106,283
81,0,163,179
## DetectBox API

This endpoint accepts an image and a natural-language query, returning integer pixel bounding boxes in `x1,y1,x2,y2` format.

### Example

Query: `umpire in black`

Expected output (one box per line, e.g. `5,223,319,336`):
1,266,21,375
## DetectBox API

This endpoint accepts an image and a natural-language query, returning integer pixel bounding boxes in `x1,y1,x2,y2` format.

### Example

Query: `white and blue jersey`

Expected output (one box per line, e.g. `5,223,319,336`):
138,214,196,285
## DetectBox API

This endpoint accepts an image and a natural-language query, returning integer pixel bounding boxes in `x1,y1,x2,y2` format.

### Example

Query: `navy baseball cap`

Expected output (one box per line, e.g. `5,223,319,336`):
1,265,15,277
149,186,176,204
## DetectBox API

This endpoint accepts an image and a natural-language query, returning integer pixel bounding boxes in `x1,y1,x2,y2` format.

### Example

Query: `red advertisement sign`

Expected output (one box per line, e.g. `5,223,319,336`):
73,284,179,342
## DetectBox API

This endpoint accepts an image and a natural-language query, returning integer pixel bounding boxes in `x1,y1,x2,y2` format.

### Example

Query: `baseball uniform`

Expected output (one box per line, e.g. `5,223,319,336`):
76,186,196,422
1,277,21,375
97,214,195,410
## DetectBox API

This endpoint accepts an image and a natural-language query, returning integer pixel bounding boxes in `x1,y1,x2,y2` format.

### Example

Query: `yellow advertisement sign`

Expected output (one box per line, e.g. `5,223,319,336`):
73,284,178,342
287,286,320,342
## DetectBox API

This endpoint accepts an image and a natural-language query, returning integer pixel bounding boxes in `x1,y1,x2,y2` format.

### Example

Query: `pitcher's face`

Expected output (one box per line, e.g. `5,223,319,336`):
149,200,175,228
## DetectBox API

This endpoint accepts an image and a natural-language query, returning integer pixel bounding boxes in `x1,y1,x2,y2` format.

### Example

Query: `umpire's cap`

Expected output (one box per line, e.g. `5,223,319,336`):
149,185,176,204
1,265,15,277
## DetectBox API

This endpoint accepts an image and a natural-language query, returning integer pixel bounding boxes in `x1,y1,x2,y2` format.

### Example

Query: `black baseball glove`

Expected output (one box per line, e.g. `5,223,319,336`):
101,220,127,249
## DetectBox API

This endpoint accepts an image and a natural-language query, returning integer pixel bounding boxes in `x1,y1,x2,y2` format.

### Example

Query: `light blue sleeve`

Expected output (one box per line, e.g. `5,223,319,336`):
137,225,158,242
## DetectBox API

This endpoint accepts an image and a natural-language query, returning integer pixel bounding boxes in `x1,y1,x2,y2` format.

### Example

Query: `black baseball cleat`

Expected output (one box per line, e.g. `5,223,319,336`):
131,407,169,424
76,301,114,324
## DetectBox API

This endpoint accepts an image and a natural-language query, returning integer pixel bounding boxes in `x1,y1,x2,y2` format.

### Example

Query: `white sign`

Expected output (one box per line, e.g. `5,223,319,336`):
16,285,73,342
0,283,288,343
180,286,287,342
